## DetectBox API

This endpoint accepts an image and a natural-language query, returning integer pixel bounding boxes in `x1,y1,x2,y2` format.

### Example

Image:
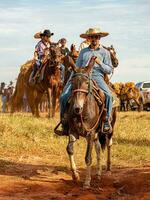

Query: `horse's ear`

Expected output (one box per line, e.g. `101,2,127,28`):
68,56,78,72
85,56,97,73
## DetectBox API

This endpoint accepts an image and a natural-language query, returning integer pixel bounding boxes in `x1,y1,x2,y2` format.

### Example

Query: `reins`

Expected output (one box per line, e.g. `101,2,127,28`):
71,72,104,132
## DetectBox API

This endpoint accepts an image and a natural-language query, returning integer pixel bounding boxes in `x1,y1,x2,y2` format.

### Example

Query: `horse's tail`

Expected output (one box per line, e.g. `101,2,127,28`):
99,133,107,151
10,72,25,113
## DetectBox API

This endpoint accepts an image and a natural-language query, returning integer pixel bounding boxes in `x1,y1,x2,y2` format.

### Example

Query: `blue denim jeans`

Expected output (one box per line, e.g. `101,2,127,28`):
60,64,65,83
2,96,7,113
60,81,72,118
92,74,112,119
60,73,112,119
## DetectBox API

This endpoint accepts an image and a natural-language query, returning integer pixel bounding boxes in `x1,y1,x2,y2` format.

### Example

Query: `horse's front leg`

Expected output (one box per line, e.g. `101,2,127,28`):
52,85,57,118
134,98,142,112
84,133,94,189
47,88,51,118
106,137,113,173
94,136,102,180
66,134,79,182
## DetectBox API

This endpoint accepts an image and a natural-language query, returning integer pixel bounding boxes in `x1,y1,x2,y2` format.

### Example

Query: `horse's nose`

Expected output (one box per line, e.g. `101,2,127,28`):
74,105,83,115
54,60,60,66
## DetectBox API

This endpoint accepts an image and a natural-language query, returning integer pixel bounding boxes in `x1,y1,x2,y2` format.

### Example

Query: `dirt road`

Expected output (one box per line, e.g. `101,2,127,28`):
0,160,149,200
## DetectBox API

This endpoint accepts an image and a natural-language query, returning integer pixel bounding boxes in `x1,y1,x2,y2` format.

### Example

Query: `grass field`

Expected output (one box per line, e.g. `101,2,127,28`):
0,111,149,168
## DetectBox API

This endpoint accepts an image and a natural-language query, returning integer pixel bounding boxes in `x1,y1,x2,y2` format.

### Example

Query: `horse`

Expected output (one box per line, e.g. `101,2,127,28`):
59,56,117,188
62,44,79,85
113,82,143,111
11,44,62,117
103,45,119,84
120,83,143,111
69,44,79,62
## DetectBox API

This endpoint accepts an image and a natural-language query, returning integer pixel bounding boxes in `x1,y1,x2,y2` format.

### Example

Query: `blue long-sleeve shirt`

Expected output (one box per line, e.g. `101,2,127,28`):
76,46,113,77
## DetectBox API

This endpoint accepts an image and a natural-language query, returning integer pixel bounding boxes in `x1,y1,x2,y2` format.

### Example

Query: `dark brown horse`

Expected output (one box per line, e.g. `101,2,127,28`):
103,45,119,84
62,44,79,85
11,44,62,117
0,82,5,95
60,56,117,188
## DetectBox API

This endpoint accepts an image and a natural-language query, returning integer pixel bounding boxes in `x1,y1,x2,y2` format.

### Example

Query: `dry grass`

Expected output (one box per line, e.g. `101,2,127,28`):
0,111,149,169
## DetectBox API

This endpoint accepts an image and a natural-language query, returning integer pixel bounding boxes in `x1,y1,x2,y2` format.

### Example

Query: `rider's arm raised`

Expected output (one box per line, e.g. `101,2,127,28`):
97,50,113,74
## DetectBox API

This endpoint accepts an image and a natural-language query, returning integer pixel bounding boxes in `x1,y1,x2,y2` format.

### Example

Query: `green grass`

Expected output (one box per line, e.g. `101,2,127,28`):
0,111,149,168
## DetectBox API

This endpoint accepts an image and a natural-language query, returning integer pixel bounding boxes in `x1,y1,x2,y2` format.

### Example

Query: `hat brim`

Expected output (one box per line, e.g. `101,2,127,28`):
40,32,54,37
34,32,42,39
80,32,109,39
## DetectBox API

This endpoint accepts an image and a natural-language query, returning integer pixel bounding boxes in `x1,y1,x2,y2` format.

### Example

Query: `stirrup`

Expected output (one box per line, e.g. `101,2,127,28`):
101,121,112,134
54,121,64,136
29,77,36,85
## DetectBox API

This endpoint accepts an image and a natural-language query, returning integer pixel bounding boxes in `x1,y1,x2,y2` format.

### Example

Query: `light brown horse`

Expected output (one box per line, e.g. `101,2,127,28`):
61,56,117,188
120,83,143,111
11,44,62,117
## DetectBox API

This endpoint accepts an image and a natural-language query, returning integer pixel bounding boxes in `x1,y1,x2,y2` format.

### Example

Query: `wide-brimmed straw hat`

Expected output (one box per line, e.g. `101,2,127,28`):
80,28,109,38
34,29,54,39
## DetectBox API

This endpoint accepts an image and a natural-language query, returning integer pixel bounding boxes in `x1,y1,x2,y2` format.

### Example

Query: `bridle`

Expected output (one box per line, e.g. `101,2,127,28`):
72,73,92,95
48,46,61,67
71,72,104,132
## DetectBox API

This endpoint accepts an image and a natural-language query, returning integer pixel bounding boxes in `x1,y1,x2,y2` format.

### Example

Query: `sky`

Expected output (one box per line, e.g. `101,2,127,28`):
0,0,150,85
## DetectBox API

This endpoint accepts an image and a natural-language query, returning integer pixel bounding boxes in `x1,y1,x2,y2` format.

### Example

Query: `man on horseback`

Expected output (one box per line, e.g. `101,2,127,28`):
31,29,54,80
59,38,70,56
60,27,113,134
58,38,70,83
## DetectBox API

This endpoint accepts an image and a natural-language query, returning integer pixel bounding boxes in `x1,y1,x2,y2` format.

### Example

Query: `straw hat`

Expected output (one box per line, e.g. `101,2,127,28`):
80,28,109,38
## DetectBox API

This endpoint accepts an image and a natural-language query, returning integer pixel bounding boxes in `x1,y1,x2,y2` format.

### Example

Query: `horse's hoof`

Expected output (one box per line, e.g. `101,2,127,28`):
96,174,101,180
83,183,90,189
72,172,80,182
106,171,112,176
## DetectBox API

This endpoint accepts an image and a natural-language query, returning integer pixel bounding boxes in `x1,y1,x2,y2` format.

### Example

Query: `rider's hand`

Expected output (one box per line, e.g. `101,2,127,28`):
32,58,36,65
95,57,102,65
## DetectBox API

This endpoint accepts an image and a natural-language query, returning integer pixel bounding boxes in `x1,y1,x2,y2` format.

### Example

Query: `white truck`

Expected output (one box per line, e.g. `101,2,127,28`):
136,81,150,111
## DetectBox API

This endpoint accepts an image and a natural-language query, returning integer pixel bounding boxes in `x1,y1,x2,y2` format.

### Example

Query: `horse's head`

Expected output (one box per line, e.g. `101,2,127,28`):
48,43,62,67
43,44,62,87
70,56,96,115
69,44,79,62
107,45,119,68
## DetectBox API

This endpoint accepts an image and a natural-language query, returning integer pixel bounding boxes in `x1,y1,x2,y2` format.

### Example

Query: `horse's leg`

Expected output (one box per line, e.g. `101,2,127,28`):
47,89,51,118
52,86,57,118
134,98,142,112
106,137,113,173
84,133,94,189
94,137,101,180
66,134,79,182
26,90,35,116
35,93,43,117
126,100,129,111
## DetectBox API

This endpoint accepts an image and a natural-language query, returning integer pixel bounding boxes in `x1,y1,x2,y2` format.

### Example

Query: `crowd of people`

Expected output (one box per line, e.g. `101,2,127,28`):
0,81,14,113
1,27,117,133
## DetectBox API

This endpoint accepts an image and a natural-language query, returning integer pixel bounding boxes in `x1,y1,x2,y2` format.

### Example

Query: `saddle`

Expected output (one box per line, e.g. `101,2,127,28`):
29,59,47,85
92,80,119,108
